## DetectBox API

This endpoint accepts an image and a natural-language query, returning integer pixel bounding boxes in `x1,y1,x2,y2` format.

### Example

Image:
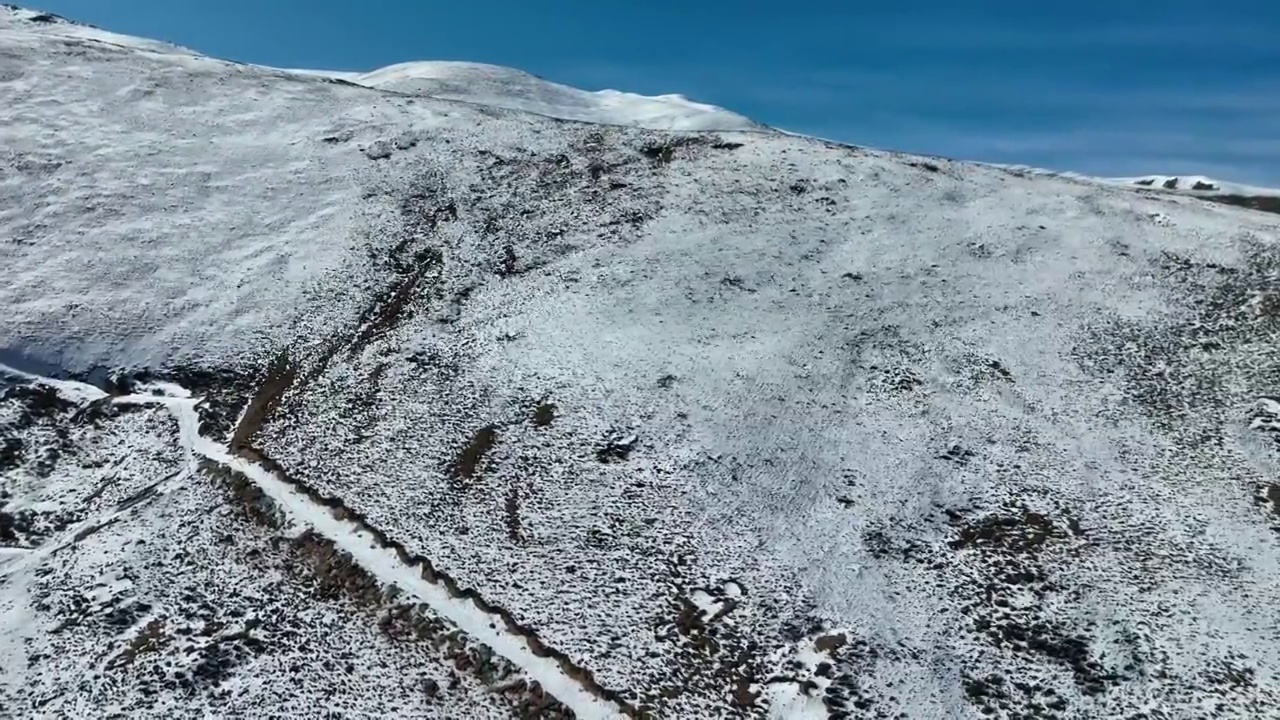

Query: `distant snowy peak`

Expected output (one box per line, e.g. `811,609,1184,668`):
292,60,764,132
1112,174,1280,197
995,161,1280,214
1129,175,1225,192
0,4,196,56
1106,174,1280,215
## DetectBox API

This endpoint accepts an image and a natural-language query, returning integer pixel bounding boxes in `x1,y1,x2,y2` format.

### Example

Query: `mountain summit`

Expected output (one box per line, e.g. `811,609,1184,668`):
2,6,1279,719
288,61,763,132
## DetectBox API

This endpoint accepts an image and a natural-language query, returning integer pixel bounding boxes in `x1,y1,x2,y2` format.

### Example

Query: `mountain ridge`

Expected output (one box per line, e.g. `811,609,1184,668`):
283,60,764,132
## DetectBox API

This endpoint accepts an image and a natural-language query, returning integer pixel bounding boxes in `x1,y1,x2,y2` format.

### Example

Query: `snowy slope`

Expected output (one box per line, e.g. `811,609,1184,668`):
289,61,764,132
5,5,1280,719
0,4,197,55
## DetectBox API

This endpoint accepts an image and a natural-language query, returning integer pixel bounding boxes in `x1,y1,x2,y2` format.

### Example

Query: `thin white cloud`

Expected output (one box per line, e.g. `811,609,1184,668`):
745,70,1280,114
872,18,1279,51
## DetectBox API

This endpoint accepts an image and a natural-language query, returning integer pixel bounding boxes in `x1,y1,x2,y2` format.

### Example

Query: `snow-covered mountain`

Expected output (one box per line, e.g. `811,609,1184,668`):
4,5,1280,719
289,61,763,132
1106,175,1280,216
1111,174,1280,196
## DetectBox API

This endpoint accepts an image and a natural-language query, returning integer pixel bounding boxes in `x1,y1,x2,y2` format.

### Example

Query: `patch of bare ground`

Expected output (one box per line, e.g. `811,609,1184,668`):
106,618,170,669
447,425,499,484
203,461,283,529
1,383,76,479
503,486,523,544
638,135,726,167
346,225,445,354
532,400,557,428
637,553,766,716
805,630,899,719
1206,195,1280,216
1249,400,1280,530
940,503,1120,718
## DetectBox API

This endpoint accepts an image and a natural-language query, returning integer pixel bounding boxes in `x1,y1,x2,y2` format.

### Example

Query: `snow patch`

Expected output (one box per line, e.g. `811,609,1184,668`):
759,634,846,720
0,362,107,404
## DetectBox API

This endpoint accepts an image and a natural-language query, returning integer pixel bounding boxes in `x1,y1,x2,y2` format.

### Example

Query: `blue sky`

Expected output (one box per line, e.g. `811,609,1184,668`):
30,0,1280,185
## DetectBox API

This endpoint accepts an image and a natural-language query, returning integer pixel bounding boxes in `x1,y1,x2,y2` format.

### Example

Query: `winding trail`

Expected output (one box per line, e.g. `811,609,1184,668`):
0,363,628,719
